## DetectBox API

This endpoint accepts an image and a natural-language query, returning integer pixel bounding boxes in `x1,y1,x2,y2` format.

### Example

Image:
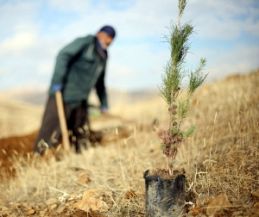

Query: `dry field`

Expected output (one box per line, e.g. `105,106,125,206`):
0,96,42,138
0,70,258,217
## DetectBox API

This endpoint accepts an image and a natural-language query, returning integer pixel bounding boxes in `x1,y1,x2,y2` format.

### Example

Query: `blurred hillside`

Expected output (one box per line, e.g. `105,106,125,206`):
0,87,158,106
0,95,42,138
0,88,158,138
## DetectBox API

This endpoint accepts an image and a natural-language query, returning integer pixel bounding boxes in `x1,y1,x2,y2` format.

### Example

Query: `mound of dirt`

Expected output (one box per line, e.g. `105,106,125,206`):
0,132,37,179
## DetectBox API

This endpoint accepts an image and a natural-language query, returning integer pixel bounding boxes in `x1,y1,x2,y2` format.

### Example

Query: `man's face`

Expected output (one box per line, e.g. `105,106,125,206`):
97,32,113,49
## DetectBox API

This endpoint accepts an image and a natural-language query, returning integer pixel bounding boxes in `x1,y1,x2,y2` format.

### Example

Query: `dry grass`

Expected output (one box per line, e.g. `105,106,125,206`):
177,71,259,216
0,70,258,216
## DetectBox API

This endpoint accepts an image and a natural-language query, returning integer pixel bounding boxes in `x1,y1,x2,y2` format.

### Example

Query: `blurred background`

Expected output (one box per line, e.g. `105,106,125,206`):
0,0,258,136
0,0,258,94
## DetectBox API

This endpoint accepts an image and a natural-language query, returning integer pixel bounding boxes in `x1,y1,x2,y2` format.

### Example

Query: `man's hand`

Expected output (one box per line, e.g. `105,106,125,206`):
51,84,62,93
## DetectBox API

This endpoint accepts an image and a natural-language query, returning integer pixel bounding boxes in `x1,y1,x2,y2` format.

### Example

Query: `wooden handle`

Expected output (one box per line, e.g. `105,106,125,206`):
55,91,70,151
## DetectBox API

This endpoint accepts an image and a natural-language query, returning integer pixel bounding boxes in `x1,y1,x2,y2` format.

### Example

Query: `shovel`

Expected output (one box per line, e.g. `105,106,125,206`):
55,91,70,151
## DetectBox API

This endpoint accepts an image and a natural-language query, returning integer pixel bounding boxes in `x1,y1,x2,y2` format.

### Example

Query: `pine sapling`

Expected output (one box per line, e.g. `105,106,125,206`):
159,0,207,175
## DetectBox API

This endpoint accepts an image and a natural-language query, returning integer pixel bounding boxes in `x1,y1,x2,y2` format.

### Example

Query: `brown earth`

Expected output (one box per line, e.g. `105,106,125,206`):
0,132,36,179
0,118,135,180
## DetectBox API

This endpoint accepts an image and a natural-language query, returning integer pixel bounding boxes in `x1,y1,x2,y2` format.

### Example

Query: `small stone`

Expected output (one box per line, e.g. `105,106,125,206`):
77,172,91,185
74,189,109,212
26,208,36,215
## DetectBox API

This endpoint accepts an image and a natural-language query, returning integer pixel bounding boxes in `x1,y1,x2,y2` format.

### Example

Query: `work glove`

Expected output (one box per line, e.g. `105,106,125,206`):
51,83,62,93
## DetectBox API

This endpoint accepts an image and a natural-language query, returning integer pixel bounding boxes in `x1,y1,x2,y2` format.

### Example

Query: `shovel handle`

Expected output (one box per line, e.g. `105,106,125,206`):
55,91,70,151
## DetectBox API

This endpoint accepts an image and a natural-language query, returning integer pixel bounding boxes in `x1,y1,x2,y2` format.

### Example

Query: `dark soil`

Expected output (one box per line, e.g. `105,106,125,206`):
148,168,185,180
0,131,37,179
